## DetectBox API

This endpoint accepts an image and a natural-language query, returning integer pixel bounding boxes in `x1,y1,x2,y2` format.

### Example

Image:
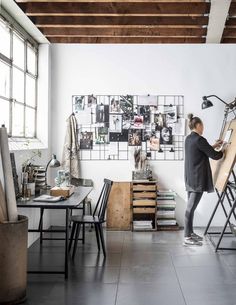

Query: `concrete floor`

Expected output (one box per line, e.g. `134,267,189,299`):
25,228,236,305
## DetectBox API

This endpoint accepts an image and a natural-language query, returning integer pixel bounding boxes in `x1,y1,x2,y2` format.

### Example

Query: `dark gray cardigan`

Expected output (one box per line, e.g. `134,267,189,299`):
184,132,223,193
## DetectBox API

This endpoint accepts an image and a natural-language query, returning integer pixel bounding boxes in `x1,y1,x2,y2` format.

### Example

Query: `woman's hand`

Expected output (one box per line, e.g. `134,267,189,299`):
212,139,223,149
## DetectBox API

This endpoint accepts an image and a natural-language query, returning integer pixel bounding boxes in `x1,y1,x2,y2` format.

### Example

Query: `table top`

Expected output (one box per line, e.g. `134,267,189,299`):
17,186,93,209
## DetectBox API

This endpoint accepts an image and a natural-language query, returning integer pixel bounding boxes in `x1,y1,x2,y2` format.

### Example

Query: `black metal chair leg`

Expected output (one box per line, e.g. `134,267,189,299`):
39,208,44,244
88,202,93,231
94,223,101,251
72,223,81,259
98,223,106,257
69,222,76,252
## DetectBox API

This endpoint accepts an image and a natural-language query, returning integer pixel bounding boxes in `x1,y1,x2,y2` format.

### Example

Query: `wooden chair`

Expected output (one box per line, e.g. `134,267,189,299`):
69,179,113,258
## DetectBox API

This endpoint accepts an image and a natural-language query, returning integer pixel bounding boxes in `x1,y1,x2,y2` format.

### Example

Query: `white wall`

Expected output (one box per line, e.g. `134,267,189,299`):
50,44,236,227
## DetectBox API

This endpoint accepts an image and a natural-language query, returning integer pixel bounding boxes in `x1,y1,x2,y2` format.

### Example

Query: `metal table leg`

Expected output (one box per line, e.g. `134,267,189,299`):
65,208,69,279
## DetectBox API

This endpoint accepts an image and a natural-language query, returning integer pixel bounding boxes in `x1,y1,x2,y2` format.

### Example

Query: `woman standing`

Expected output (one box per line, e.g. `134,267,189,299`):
184,114,224,246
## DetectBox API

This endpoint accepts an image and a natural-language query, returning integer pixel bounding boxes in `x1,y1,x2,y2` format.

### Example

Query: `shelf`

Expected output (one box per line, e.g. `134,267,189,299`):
133,199,156,206
133,207,156,214
133,192,156,199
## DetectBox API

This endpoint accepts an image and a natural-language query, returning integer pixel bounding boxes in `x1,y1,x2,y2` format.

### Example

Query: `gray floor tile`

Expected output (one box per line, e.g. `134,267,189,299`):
70,266,120,283
119,265,178,284
121,251,172,267
182,283,236,305
172,253,226,267
175,265,236,286
25,228,236,305
116,283,186,305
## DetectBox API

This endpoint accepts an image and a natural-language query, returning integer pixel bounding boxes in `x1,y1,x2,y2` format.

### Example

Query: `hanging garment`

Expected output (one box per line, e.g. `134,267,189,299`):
61,114,80,179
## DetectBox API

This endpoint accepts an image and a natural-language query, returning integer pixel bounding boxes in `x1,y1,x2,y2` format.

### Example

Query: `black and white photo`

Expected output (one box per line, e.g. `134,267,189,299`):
160,126,172,144
164,105,177,124
110,98,122,113
96,105,109,124
109,114,122,133
154,113,166,131
88,95,97,107
138,105,151,124
95,128,109,144
72,95,85,112
80,132,93,149
128,129,142,146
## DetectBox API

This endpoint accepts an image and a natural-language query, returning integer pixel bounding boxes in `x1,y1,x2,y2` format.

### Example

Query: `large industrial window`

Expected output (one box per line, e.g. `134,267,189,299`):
0,13,38,138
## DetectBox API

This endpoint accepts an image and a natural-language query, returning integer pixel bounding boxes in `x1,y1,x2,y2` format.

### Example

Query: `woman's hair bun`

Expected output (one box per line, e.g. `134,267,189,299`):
188,113,194,121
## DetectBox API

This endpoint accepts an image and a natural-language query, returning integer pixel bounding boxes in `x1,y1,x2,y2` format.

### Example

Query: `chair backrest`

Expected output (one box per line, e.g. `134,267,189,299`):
71,178,93,187
93,179,113,222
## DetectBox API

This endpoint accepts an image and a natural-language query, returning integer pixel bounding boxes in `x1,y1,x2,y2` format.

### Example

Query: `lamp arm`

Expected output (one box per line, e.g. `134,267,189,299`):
205,95,229,106
45,159,52,186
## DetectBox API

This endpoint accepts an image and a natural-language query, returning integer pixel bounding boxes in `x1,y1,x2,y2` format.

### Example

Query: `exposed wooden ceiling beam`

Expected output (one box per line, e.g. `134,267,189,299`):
228,2,236,14
223,27,236,37
47,36,205,42
32,16,209,26
15,0,208,3
41,26,207,36
221,37,236,43
206,0,232,43
17,2,210,16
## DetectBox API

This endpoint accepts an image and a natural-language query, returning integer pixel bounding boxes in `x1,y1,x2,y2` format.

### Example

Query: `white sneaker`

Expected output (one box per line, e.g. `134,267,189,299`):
191,233,203,241
183,237,203,247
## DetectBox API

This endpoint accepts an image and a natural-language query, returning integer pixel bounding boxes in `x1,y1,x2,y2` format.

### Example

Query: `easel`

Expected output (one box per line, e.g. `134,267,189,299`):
204,170,236,251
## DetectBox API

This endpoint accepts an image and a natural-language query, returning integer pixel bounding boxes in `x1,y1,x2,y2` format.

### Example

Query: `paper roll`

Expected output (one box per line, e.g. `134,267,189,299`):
0,127,18,221
0,179,7,222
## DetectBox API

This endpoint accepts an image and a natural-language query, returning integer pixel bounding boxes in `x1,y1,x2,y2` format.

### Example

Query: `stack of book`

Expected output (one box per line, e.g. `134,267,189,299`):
33,166,46,192
133,220,153,231
156,189,178,230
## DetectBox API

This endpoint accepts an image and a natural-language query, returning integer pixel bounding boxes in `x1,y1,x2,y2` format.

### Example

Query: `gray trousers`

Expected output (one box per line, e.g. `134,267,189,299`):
184,192,203,237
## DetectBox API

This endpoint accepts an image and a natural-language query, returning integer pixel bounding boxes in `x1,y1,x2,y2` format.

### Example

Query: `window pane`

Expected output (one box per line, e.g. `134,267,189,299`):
25,107,35,137
26,75,36,107
0,19,10,58
12,102,24,136
27,45,36,75
13,33,25,69
13,67,24,103
0,98,9,130
0,60,10,98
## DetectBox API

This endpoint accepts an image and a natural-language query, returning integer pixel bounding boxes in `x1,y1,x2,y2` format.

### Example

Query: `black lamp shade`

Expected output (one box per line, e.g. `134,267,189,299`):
201,97,213,110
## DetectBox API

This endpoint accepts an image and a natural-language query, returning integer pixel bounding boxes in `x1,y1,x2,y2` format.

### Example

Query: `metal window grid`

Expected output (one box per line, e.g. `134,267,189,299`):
0,11,38,139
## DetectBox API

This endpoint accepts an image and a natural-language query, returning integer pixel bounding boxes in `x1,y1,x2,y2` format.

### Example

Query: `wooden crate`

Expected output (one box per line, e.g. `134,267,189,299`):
107,182,131,231
133,184,156,191
132,181,157,231
133,192,156,199
133,207,156,214
133,199,156,206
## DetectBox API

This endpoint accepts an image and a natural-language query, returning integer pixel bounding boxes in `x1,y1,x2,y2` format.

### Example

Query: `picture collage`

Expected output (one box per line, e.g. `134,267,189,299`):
72,95,185,159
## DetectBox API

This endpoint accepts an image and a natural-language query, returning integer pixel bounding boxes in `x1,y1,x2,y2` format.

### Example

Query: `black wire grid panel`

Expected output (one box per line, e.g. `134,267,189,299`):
72,95,184,161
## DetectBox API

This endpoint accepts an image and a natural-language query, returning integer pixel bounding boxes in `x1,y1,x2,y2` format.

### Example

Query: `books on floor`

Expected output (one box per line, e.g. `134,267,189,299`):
157,219,177,226
133,220,153,230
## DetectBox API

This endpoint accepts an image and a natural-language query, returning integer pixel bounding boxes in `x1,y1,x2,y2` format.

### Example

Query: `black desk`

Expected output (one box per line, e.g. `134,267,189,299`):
17,186,93,279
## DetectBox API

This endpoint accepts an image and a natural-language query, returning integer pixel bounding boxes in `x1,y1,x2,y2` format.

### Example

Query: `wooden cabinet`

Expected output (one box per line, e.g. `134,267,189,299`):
107,182,131,230
132,181,157,231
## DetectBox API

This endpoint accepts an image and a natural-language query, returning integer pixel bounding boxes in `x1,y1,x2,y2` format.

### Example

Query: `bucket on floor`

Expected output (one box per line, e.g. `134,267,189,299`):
0,215,28,305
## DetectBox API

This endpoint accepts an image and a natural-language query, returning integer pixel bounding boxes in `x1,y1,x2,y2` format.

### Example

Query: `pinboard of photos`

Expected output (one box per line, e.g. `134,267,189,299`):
72,95,185,161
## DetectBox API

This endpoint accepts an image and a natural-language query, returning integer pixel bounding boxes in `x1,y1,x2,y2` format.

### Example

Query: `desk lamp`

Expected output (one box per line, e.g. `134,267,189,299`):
202,95,236,138
45,154,60,189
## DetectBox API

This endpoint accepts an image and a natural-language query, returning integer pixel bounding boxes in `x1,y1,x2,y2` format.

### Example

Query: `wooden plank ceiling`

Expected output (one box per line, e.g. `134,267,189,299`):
14,0,211,43
222,1,236,43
